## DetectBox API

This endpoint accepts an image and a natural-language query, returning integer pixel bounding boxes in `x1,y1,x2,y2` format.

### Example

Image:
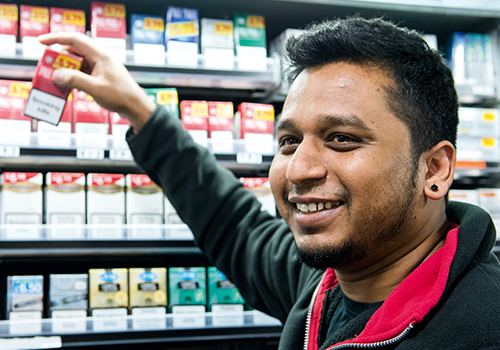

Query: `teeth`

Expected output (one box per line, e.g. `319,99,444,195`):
296,201,337,213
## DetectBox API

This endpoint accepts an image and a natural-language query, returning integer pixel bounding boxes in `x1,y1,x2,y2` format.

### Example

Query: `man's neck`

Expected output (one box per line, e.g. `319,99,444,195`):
335,217,450,304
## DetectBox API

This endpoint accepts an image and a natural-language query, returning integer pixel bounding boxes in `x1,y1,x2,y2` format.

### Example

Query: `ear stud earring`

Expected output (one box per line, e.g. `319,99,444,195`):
431,184,439,192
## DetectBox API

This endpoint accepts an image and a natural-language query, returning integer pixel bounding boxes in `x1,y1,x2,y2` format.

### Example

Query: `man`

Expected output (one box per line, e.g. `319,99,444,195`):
39,17,500,349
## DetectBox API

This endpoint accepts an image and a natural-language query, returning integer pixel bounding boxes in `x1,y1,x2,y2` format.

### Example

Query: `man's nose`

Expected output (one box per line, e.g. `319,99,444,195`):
285,140,327,185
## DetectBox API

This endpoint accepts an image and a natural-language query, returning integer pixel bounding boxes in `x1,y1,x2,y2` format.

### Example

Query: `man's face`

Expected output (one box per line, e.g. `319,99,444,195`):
269,62,422,272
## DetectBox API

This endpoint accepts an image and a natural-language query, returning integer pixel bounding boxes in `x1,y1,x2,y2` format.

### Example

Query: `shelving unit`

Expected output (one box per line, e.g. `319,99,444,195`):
1,0,500,349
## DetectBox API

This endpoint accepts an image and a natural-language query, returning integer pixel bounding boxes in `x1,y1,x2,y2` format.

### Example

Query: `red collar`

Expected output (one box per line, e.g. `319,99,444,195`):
307,226,459,350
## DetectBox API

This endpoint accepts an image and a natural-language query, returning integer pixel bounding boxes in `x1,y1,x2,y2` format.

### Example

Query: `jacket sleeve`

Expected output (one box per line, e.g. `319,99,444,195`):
126,105,313,322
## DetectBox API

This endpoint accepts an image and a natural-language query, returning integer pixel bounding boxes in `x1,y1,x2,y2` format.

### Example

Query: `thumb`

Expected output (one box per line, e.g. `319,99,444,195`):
52,68,96,94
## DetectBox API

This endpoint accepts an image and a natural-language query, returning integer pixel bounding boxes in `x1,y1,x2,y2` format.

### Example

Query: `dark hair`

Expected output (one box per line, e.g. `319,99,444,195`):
286,17,458,166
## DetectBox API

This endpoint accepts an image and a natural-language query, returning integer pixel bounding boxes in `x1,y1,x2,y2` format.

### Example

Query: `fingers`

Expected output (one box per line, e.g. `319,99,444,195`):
52,68,98,95
38,33,105,62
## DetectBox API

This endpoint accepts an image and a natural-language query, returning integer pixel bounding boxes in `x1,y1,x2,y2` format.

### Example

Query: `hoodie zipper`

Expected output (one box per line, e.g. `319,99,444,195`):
304,281,322,350
325,322,415,349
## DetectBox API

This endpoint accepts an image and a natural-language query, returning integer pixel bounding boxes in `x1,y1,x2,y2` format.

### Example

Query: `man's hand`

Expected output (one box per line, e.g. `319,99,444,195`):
38,32,156,131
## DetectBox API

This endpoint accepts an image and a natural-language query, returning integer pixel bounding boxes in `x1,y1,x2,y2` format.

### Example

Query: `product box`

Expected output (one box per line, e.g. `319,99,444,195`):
0,172,43,225
91,2,127,62
45,173,86,239
208,267,244,326
73,89,110,148
458,107,500,138
129,268,167,308
49,274,88,333
131,14,165,65
168,267,206,327
89,268,128,309
87,173,125,239
456,136,499,162
237,102,275,154
448,189,480,206
269,29,304,95
50,7,86,34
164,196,183,225
234,14,267,71
0,80,33,146
20,5,49,59
7,275,43,321
144,88,179,119
35,92,73,148
165,6,199,67
126,174,163,224
201,18,234,69
208,101,234,153
0,4,18,57
241,177,276,216
180,100,209,147
24,47,83,125
87,173,125,225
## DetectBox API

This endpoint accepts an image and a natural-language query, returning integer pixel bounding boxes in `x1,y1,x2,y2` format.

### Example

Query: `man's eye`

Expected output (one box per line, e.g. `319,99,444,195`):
279,137,299,147
334,134,355,143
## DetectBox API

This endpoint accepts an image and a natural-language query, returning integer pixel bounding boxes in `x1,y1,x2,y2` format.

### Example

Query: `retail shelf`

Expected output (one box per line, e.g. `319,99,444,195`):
0,44,281,99
0,311,281,349
0,132,276,176
273,0,500,17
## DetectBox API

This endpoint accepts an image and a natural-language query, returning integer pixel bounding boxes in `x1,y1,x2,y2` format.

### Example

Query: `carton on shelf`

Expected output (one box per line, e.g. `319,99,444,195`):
208,101,234,153
129,268,167,308
73,89,110,148
234,14,267,71
24,47,82,125
165,6,199,67
50,7,86,34
144,88,179,119
240,177,276,216
237,102,275,154
126,174,163,225
0,4,18,57
208,267,244,326
130,14,165,65
89,268,128,310
0,172,43,225
20,5,49,59
91,2,127,62
0,80,33,146
201,18,234,69
7,275,44,324
45,172,86,225
180,100,208,147
49,273,88,332
164,196,183,225
87,173,125,226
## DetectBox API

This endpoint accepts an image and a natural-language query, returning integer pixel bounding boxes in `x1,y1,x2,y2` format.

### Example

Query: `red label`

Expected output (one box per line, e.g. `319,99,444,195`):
0,80,32,121
241,177,269,189
73,89,109,124
20,5,49,38
3,172,40,184
91,2,126,39
50,8,86,34
238,103,274,136
32,48,82,99
208,102,233,135
180,101,209,131
0,4,18,36
130,174,153,187
90,173,124,186
49,172,85,185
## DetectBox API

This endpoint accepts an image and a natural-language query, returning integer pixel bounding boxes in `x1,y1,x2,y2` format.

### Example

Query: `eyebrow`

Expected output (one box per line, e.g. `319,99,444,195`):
275,113,371,136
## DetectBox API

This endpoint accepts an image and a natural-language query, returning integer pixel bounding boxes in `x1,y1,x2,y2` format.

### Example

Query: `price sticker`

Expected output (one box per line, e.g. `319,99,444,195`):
0,146,20,157
109,148,134,161
236,152,262,165
76,148,105,160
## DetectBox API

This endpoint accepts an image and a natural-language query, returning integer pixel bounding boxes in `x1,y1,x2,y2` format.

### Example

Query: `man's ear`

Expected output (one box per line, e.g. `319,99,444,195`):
423,140,456,200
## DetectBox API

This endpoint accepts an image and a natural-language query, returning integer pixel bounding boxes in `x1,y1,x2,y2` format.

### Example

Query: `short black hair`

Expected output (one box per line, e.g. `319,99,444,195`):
286,17,458,166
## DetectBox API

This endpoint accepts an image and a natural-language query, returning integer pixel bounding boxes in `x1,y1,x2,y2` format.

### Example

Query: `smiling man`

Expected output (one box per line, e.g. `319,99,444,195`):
40,17,500,350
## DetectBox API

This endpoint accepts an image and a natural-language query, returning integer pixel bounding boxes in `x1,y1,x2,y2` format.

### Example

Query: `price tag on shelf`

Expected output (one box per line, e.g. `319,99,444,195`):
0,336,62,349
236,152,262,165
0,146,20,158
76,148,105,160
109,148,134,161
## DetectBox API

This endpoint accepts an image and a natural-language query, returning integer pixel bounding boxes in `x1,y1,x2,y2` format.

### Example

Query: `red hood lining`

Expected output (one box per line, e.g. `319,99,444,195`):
308,226,459,350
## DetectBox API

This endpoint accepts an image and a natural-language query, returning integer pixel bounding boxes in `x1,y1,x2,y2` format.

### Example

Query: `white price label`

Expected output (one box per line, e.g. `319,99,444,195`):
236,152,262,164
0,146,20,157
109,148,134,161
76,148,104,160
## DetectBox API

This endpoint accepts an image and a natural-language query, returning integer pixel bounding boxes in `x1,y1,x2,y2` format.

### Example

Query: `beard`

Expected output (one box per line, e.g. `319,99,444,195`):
295,165,419,271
